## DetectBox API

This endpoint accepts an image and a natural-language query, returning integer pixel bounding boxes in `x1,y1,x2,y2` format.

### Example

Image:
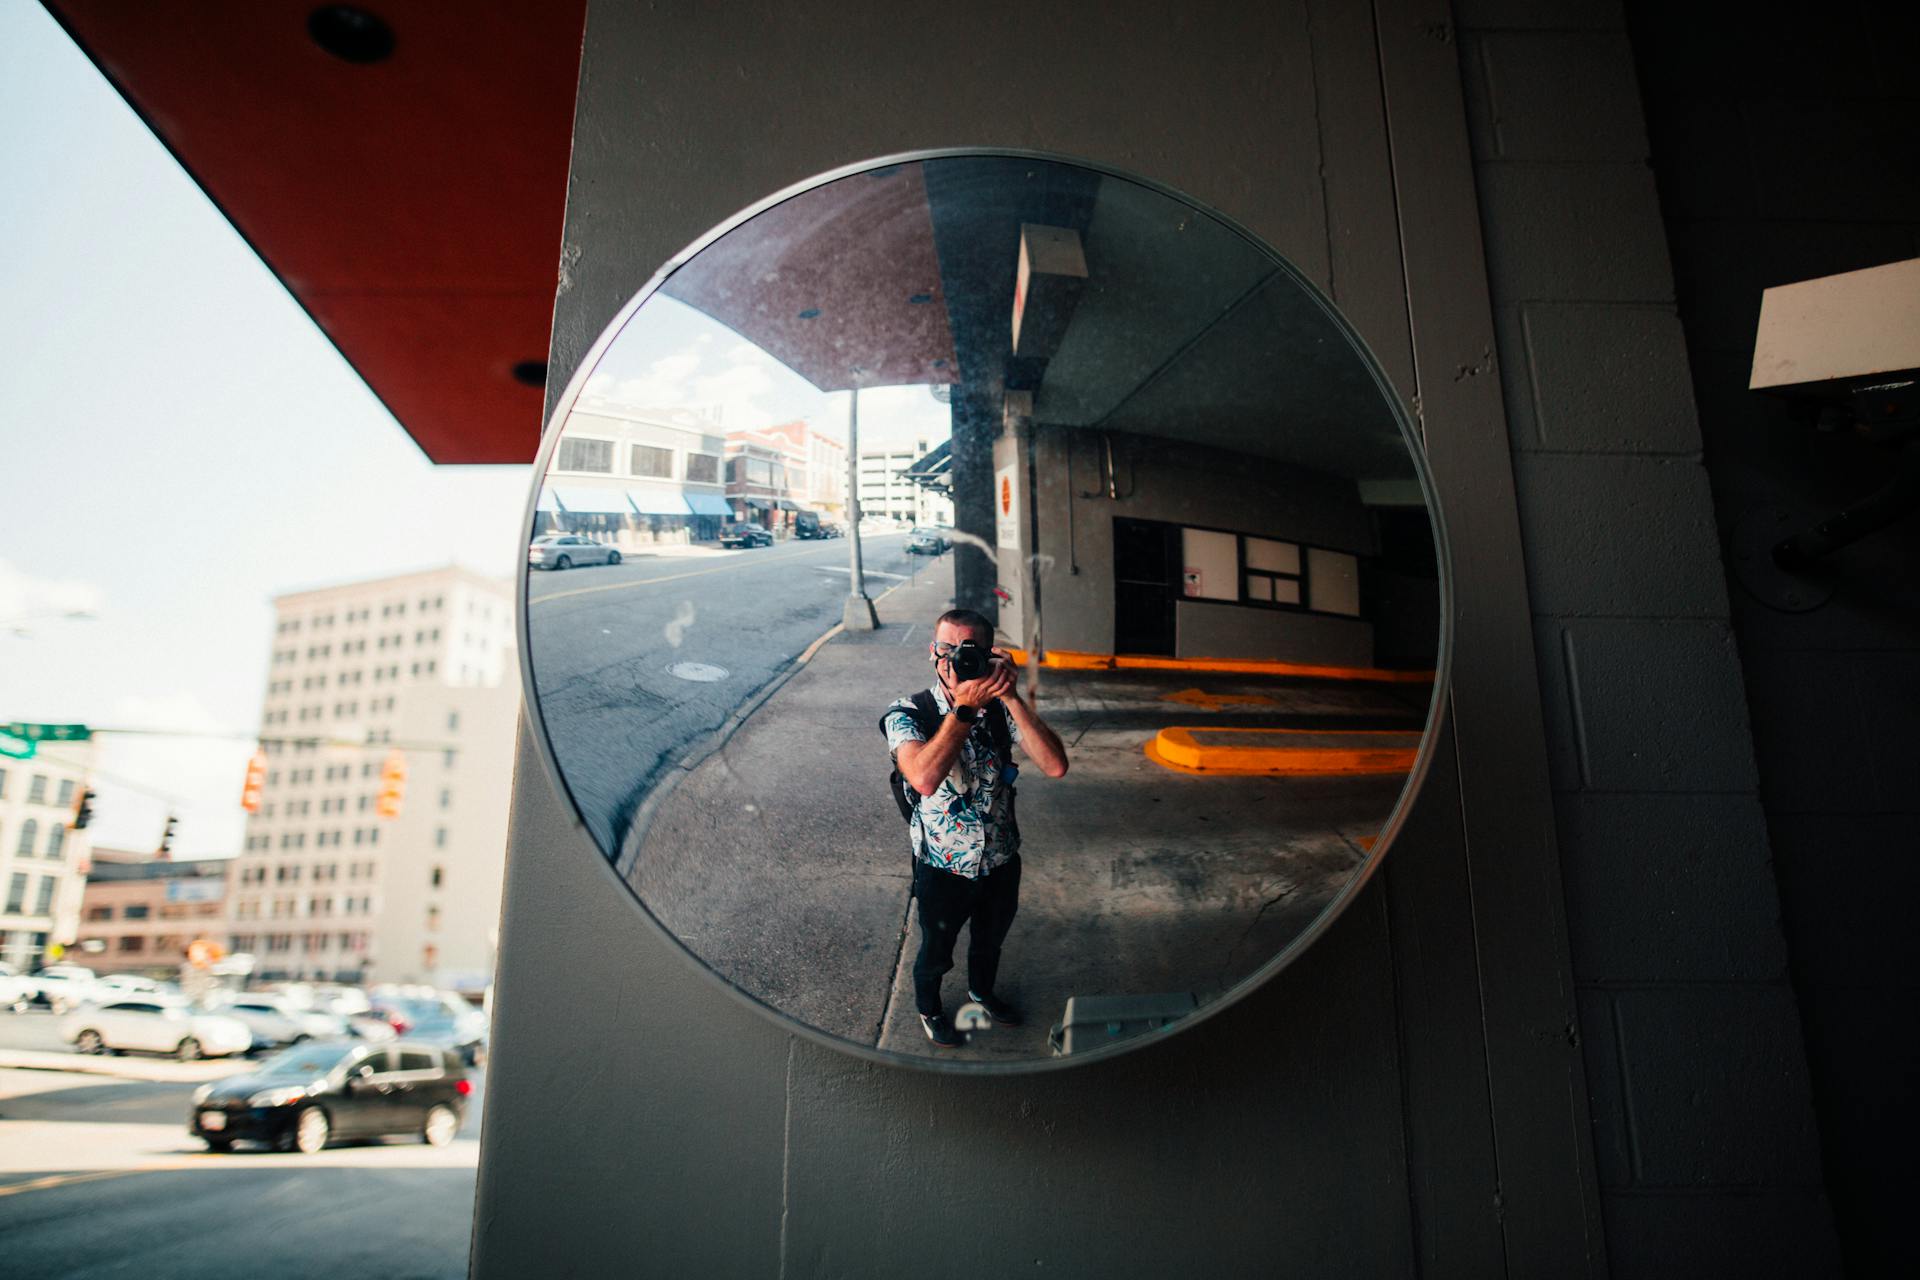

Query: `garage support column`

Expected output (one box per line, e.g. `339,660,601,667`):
949,384,998,620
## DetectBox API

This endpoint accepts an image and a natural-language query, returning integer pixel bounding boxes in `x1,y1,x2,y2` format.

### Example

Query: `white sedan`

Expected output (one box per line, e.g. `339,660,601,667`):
216,997,351,1049
61,999,253,1060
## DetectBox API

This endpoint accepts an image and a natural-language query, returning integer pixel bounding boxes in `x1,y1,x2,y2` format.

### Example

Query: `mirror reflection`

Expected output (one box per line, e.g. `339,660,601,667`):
523,155,1444,1065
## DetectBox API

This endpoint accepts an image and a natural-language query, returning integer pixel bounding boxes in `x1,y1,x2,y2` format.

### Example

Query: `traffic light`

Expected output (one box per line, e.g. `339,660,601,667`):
71,786,96,830
240,750,267,813
376,750,407,819
158,814,178,857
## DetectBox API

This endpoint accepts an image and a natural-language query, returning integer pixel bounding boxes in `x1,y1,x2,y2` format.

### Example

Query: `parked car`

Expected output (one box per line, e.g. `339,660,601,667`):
272,984,396,1041
213,995,352,1051
190,1039,470,1154
61,998,253,1060
0,965,33,1013
24,964,107,1014
905,527,949,555
370,992,489,1065
528,534,622,570
98,973,181,1000
719,522,774,549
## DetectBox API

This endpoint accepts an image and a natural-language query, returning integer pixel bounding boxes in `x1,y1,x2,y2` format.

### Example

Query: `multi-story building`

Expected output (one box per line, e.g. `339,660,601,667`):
0,744,92,971
72,848,228,976
542,401,734,545
857,438,954,526
758,420,848,521
229,567,518,993
723,428,799,530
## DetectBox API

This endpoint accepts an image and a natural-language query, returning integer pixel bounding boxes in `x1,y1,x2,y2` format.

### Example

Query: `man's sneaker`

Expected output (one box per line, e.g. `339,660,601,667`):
967,990,1023,1026
920,1013,963,1047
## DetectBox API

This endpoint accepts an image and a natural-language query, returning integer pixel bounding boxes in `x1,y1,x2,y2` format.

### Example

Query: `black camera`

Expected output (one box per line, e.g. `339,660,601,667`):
948,641,993,682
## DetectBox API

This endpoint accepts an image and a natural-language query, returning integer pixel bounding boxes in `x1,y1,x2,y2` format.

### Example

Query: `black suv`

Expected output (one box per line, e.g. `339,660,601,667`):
191,1039,470,1154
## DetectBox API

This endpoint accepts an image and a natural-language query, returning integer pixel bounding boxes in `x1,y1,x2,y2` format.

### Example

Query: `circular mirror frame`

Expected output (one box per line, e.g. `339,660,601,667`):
516,148,1456,1074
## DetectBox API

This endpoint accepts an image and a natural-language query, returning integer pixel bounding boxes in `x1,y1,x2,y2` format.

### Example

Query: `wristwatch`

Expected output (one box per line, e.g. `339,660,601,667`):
951,705,980,724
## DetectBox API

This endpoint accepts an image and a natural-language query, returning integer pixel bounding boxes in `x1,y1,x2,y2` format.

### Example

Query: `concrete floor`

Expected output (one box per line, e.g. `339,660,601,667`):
629,559,1433,1062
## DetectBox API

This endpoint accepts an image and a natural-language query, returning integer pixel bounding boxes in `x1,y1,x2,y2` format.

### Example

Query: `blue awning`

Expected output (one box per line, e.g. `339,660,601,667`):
627,487,691,516
684,492,733,517
535,488,562,512
552,486,632,515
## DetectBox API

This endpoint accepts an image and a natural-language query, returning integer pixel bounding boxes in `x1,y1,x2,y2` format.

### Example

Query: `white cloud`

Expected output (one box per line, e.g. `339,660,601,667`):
0,557,104,625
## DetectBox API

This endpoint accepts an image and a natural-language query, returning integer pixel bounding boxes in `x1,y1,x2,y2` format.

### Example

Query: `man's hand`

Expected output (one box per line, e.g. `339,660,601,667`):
949,658,1014,710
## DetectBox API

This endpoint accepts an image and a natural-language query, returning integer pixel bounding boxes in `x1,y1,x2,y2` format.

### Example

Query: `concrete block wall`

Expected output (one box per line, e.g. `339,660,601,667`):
1625,2,1920,1273
1454,0,1842,1272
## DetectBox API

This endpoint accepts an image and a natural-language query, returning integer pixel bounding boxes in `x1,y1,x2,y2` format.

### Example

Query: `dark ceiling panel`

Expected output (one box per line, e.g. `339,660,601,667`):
46,0,585,463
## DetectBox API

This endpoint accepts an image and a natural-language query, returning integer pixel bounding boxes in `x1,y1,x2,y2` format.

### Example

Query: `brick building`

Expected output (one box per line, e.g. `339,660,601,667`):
72,848,228,976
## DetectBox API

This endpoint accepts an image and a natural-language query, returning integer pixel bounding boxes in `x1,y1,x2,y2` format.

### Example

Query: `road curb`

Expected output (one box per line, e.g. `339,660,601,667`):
1145,726,1422,776
0,1049,250,1083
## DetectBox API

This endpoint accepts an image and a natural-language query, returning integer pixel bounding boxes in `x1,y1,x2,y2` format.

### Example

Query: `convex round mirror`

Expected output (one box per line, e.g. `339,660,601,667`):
521,152,1449,1070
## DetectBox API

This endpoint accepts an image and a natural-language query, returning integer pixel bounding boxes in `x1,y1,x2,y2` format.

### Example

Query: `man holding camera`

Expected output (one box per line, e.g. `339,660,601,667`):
882,608,1069,1047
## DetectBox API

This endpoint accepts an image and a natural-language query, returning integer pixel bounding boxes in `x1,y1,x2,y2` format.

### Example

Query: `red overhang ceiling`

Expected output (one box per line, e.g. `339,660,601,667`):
47,1,586,464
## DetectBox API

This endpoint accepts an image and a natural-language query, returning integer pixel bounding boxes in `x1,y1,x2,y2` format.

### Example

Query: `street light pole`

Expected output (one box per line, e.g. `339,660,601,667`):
842,384,880,630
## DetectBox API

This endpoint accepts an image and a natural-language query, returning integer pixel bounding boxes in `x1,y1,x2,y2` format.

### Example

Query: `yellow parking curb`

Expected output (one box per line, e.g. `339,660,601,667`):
1145,726,1419,776
1005,648,1434,684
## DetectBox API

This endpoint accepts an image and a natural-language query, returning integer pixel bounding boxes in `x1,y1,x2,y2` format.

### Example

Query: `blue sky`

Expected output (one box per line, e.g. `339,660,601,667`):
0,2,531,858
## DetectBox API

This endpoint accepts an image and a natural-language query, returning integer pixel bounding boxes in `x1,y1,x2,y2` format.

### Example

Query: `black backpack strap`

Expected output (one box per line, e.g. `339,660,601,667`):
986,700,1013,758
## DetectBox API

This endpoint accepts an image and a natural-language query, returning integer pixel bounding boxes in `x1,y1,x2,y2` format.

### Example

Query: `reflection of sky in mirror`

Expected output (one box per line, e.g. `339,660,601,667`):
572,294,950,451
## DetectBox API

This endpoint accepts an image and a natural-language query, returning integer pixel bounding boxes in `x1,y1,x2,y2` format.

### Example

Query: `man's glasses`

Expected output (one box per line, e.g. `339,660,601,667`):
931,642,962,660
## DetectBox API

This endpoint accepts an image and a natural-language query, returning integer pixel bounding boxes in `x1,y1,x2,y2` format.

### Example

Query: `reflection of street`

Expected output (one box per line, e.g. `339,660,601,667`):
528,533,921,855
630,560,1431,1059
0,1014,481,1279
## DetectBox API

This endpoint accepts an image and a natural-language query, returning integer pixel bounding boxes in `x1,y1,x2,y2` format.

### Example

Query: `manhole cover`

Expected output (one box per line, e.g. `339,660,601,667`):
667,662,729,682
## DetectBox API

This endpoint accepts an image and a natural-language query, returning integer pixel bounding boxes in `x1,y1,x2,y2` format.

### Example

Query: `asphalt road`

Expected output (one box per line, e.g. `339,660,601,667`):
0,1013,483,1279
526,531,927,856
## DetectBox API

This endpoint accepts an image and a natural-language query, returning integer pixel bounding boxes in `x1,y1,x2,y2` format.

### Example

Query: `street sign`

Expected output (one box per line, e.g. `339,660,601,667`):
1,722,92,742
0,732,32,760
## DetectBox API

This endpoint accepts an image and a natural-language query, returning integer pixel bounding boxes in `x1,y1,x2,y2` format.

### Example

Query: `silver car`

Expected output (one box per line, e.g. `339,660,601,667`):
217,996,352,1051
528,534,622,570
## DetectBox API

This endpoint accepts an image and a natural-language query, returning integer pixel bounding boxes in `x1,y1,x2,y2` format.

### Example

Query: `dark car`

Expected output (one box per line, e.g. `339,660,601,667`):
905,526,948,555
719,522,774,548
371,994,488,1065
190,1040,470,1154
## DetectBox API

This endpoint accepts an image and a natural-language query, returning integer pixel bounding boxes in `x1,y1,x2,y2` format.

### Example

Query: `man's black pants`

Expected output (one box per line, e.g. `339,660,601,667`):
912,855,1021,1017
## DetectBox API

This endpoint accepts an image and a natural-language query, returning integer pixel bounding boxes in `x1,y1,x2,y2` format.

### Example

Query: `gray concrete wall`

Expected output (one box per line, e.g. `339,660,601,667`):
1175,599,1375,666
1456,0,1843,1273
1031,427,1378,659
1623,2,1920,1273
475,2,1603,1276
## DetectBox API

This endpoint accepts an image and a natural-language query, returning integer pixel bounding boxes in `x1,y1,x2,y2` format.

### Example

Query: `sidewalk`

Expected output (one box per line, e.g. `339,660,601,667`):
627,558,1421,1062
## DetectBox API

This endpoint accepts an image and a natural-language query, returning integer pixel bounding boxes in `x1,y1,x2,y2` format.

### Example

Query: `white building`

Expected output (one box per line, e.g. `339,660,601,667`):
543,402,734,544
229,567,518,992
857,439,953,526
0,742,93,971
